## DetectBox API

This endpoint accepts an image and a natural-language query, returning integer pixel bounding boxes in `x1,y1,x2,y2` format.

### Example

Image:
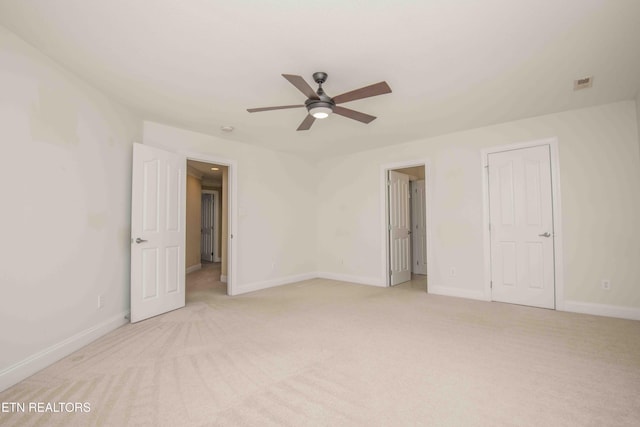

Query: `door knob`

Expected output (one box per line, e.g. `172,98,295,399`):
538,232,551,238
135,238,147,244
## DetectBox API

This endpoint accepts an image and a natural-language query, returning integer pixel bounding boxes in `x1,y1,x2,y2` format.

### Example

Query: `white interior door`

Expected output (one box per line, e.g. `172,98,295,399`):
200,193,214,262
488,145,555,309
131,143,186,323
411,180,427,275
389,171,411,285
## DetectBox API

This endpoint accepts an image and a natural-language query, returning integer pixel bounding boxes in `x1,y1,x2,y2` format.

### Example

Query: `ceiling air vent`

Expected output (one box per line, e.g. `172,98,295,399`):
573,76,593,90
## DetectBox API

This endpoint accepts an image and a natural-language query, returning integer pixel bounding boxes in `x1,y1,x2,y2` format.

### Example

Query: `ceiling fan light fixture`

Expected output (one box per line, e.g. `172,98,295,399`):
247,72,391,130
310,106,332,119
307,101,334,119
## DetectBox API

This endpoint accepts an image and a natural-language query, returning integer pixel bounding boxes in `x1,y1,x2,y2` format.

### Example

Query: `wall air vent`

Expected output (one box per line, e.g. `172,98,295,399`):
573,76,593,90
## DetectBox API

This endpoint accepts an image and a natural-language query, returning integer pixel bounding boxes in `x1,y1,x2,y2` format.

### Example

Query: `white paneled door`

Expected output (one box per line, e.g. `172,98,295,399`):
389,171,411,285
488,145,555,309
201,193,214,262
411,180,427,275
131,143,186,323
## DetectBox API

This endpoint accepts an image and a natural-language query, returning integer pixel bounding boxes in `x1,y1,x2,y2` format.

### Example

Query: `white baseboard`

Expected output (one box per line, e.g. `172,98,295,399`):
220,274,227,283
0,311,129,393
234,272,317,295
214,257,221,262
428,284,488,301
186,264,202,274
316,272,386,287
562,300,640,321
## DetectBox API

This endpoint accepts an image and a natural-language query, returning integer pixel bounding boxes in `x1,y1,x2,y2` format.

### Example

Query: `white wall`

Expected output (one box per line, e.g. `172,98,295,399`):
318,101,640,313
143,122,318,293
0,25,141,390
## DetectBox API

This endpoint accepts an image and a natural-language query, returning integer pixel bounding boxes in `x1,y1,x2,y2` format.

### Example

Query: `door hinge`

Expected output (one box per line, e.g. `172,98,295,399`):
490,281,493,289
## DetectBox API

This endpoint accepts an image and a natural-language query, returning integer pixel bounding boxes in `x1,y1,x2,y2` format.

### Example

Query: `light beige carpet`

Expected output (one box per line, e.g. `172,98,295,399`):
1,264,639,426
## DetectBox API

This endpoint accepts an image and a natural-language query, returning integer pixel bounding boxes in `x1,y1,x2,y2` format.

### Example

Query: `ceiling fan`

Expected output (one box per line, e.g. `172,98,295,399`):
247,72,392,131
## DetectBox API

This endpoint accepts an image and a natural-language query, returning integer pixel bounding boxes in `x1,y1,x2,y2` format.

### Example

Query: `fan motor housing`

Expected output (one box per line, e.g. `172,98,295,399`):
305,99,335,113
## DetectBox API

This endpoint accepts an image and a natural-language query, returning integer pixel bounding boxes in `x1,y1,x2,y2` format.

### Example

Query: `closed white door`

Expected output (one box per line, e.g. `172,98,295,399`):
131,143,186,323
411,180,427,275
488,145,555,309
201,193,214,262
389,171,411,285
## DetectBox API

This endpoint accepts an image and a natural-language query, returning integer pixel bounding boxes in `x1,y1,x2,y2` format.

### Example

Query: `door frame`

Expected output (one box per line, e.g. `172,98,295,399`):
202,190,220,262
481,137,564,309
380,159,433,288
182,151,238,296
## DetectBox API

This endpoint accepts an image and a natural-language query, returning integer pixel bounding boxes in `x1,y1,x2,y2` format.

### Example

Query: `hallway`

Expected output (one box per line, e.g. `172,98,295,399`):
186,262,226,302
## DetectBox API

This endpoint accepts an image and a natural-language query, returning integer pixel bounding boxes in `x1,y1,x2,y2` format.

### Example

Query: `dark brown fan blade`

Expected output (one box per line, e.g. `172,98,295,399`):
282,74,320,100
297,114,316,131
247,105,304,113
333,106,376,124
332,81,392,104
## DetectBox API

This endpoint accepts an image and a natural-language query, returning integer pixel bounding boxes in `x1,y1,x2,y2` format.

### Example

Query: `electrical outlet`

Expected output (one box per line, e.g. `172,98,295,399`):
601,280,611,290
98,295,104,309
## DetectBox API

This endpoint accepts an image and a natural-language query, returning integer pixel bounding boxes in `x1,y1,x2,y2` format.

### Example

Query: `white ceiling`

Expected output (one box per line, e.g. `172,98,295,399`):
1,0,639,161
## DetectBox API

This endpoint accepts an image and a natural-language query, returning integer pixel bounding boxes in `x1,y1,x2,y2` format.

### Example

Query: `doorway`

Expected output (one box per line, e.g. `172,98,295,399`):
382,160,432,290
187,160,228,288
482,138,564,309
130,144,237,323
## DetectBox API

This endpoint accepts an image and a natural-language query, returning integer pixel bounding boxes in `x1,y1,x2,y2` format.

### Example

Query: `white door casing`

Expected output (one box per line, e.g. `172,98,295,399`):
389,171,411,285
488,145,555,309
131,143,186,323
411,180,428,275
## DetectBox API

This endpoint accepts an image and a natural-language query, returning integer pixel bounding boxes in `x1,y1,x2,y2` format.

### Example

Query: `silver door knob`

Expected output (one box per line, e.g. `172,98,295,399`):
538,232,551,238
135,238,147,244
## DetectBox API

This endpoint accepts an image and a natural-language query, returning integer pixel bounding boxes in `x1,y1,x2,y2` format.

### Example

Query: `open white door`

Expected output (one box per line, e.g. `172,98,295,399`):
411,180,427,275
389,171,411,285
488,145,555,309
131,143,186,323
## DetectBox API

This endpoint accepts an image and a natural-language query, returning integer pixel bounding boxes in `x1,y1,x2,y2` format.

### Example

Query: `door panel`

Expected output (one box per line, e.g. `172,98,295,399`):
165,246,180,293
131,143,186,323
389,171,411,285
488,145,554,309
142,160,159,232
141,248,159,299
